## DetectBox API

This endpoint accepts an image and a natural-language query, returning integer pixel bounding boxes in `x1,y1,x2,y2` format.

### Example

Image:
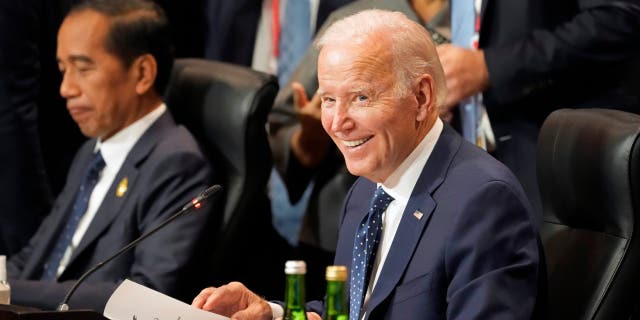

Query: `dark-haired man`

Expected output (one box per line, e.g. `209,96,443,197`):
7,0,215,311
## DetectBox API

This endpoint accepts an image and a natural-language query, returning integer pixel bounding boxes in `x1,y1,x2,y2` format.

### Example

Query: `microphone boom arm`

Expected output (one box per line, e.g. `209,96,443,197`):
57,184,222,311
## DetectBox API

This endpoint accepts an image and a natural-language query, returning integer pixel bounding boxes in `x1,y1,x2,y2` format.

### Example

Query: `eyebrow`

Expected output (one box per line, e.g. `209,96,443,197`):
57,54,95,65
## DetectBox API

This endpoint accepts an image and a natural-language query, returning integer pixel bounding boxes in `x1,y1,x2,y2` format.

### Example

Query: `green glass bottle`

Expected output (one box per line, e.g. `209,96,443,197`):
284,260,307,320
322,266,348,320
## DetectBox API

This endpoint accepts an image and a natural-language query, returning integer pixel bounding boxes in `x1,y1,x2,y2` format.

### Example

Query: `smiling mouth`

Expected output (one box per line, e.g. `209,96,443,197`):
342,136,372,148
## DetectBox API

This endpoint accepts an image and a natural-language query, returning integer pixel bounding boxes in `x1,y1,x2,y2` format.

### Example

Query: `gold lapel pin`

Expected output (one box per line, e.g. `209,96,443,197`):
413,210,424,220
116,177,128,198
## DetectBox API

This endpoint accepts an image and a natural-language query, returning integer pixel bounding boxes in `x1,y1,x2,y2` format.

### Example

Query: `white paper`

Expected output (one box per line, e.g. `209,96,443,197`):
104,279,229,320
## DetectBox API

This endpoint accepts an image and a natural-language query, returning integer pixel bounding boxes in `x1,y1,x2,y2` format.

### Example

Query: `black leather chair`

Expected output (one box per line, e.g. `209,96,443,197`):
537,108,640,319
164,58,288,299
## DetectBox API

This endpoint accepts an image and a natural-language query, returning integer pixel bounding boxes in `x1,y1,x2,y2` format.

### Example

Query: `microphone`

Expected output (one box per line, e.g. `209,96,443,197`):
57,184,223,311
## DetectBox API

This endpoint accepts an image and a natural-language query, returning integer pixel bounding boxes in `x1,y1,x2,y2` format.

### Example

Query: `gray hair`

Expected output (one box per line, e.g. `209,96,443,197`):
315,9,446,109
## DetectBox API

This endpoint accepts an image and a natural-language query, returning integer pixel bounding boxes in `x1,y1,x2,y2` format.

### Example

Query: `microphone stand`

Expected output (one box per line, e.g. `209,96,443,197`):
57,185,222,311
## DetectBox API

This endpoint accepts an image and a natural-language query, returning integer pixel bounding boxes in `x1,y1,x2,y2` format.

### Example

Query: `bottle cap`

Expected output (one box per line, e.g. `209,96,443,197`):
284,260,307,275
0,255,6,282
325,265,347,281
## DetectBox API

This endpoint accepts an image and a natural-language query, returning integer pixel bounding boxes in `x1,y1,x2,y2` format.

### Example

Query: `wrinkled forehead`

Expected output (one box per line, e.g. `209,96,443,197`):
318,43,394,88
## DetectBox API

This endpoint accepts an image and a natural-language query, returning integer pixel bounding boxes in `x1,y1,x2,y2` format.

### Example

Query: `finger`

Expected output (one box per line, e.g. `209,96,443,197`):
230,300,271,320
307,312,322,320
291,82,310,109
192,287,216,309
202,285,238,314
201,284,242,314
309,90,321,110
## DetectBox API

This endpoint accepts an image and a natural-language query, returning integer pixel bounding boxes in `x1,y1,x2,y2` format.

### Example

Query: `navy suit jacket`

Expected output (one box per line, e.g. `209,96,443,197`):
7,111,216,311
326,125,546,319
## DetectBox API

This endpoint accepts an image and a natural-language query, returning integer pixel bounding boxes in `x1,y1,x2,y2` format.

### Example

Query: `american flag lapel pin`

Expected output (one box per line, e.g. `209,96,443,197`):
413,210,424,220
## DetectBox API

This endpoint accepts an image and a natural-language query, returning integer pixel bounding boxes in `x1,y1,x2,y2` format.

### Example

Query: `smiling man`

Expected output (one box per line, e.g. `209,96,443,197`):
7,0,215,311
193,9,545,320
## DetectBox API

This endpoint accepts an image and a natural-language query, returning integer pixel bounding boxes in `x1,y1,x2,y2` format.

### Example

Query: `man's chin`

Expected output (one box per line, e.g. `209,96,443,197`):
345,162,371,179
77,126,101,139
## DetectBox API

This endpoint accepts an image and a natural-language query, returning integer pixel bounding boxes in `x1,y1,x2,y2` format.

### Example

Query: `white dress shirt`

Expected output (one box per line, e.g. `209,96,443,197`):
362,118,443,317
55,103,167,277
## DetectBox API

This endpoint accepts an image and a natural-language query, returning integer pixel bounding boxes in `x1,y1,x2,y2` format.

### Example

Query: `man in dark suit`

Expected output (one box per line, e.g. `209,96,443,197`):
192,9,545,319
7,0,215,311
437,0,640,216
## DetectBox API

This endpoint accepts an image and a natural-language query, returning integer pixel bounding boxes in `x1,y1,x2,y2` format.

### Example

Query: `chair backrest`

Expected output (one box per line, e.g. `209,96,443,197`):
537,108,640,320
164,58,287,298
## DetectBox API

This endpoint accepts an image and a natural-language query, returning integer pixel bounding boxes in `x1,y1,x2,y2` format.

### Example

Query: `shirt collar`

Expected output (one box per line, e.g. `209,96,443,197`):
379,117,443,206
94,103,167,169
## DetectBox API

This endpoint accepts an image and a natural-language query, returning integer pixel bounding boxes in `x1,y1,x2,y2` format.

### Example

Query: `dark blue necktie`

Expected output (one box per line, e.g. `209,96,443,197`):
41,151,105,280
350,187,394,320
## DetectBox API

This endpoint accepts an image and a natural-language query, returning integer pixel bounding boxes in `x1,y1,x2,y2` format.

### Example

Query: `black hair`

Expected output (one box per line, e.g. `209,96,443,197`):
70,0,174,94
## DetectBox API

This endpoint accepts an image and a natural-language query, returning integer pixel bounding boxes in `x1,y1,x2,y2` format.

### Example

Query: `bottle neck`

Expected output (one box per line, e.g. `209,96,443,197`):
285,274,306,307
323,280,347,320
284,274,307,320
325,280,346,297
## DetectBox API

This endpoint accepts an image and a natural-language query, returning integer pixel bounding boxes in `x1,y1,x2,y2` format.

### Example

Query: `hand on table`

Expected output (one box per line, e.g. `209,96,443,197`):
192,282,272,320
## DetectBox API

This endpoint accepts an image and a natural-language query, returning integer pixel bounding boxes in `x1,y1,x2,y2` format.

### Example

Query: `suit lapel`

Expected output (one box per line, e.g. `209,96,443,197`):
63,112,174,269
21,143,96,277
68,166,139,264
365,125,462,315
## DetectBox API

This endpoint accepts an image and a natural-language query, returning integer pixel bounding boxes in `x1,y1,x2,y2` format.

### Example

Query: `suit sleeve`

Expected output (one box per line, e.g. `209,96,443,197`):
9,148,213,311
484,0,640,107
7,143,90,278
444,180,542,319
127,149,213,300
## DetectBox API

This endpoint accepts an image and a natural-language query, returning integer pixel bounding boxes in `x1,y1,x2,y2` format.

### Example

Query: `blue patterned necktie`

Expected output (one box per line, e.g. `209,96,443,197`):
349,187,394,320
452,0,482,146
41,151,105,280
278,0,311,87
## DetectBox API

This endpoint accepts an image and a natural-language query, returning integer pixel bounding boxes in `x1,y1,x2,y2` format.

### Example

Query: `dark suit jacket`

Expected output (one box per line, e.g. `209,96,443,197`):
7,111,215,311
323,125,546,319
479,0,640,216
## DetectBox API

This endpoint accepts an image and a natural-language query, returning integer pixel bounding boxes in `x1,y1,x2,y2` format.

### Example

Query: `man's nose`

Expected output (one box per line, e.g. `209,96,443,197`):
59,72,80,99
331,103,355,133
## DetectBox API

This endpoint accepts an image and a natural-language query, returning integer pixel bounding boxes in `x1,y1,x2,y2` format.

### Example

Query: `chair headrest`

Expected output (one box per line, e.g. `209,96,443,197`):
537,108,640,238
164,58,278,224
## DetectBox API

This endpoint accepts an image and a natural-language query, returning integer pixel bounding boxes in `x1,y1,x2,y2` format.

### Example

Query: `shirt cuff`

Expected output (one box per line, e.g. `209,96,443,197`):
269,302,284,319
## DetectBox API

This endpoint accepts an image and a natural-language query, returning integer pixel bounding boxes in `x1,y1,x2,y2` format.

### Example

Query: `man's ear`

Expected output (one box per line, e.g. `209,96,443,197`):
133,54,157,95
415,74,434,122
